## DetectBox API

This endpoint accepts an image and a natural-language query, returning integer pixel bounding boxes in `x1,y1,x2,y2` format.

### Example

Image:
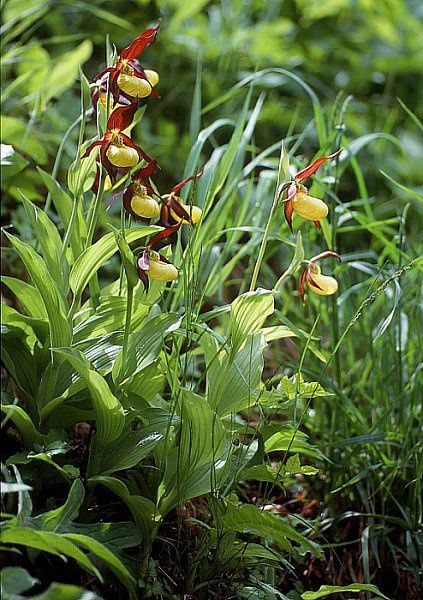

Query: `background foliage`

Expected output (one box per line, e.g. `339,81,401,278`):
1,1,422,599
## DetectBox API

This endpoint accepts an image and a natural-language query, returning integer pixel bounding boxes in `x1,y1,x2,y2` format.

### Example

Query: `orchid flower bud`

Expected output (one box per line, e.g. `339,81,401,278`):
144,69,159,87
117,73,152,98
106,143,139,167
292,191,329,221
147,251,178,282
308,264,338,296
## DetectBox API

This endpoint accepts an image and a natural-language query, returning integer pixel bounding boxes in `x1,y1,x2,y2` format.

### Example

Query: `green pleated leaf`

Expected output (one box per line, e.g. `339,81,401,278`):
90,476,160,546
0,528,100,579
62,533,135,592
21,194,69,294
159,389,226,514
70,226,160,297
34,479,85,533
113,312,181,385
0,403,44,447
96,421,164,476
201,330,265,416
4,232,71,348
230,288,274,354
301,583,389,600
1,276,47,319
37,168,87,260
54,348,124,445
1,325,38,399
222,504,320,555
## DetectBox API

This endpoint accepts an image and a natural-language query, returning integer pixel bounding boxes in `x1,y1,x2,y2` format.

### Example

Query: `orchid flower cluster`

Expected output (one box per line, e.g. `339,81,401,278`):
83,24,341,302
82,24,204,287
279,150,343,303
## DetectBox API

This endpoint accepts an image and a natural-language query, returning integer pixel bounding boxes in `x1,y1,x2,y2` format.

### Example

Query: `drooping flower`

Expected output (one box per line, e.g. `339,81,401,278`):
137,224,182,291
82,101,152,182
122,160,160,221
299,250,341,304
160,170,204,227
283,149,343,231
94,25,160,106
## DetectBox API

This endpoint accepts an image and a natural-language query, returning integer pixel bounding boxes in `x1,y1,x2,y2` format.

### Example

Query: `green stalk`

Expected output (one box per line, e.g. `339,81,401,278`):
249,197,278,292
121,282,134,369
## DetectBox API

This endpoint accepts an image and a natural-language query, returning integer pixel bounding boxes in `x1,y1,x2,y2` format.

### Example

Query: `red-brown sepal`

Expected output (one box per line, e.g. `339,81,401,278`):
120,24,160,61
107,101,138,132
309,250,341,263
171,168,204,194
284,199,294,232
294,148,343,182
147,223,181,250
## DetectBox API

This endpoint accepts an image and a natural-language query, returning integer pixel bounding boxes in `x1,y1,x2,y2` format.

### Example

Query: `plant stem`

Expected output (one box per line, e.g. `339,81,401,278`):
249,198,278,292
121,283,134,369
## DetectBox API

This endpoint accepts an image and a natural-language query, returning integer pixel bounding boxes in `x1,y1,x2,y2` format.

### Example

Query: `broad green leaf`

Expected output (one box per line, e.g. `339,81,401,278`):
90,476,160,546
41,41,93,107
37,169,87,259
0,116,47,164
301,583,389,600
113,312,181,385
34,479,84,533
4,233,71,348
1,277,47,319
73,295,148,342
21,194,69,293
62,533,135,592
54,348,124,445
67,144,97,197
159,389,226,513
31,582,101,600
0,528,99,578
1,403,44,447
70,226,160,296
1,325,38,399
96,424,163,476
230,288,274,354
73,296,149,342
201,330,265,416
0,566,38,594
264,426,319,457
222,504,320,554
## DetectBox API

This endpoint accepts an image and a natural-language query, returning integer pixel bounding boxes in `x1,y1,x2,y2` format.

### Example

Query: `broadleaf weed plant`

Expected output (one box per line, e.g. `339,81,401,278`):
1,20,420,600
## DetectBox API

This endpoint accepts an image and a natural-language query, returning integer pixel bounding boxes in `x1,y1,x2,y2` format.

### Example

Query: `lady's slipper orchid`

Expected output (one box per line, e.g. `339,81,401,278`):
160,170,204,226
122,160,160,221
299,250,341,304
137,223,182,291
94,25,160,105
283,149,342,230
82,101,152,182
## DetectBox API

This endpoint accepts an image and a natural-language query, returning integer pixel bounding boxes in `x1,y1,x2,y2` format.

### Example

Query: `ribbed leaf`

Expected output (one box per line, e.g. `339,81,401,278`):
21,194,69,293
0,528,100,578
113,312,181,385
54,348,124,445
4,232,71,348
301,584,389,600
230,288,274,354
159,389,226,514
1,276,47,319
0,403,44,447
62,533,135,592
70,226,160,297
37,168,87,259
222,504,320,554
